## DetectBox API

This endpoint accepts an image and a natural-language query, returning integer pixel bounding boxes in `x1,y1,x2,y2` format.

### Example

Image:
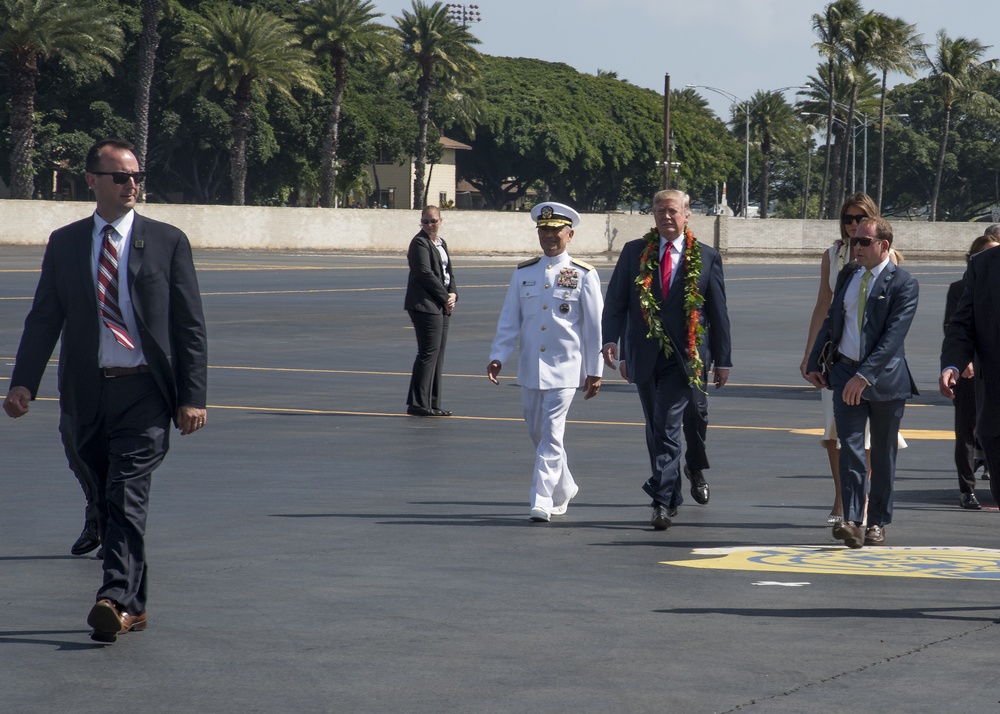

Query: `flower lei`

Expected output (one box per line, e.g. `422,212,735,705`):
834,239,848,271
635,225,705,389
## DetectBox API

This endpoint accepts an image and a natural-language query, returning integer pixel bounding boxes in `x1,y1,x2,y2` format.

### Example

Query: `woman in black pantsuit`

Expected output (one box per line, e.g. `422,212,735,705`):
404,206,457,416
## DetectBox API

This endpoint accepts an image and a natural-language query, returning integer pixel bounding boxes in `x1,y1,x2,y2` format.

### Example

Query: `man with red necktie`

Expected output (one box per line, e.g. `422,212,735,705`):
4,139,208,643
602,190,732,531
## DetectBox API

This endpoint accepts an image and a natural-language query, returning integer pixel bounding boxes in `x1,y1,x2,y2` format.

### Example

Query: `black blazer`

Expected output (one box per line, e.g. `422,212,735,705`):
11,213,208,425
602,238,732,385
404,231,456,314
942,246,1000,438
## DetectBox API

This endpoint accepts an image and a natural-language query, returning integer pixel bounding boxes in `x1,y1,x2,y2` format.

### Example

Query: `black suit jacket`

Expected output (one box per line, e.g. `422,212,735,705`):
403,231,456,313
942,246,1000,437
808,261,918,401
11,213,208,425
602,237,732,385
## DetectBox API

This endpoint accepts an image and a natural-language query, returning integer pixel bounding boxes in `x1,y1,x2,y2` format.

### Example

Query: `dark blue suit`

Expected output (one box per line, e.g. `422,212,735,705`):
808,261,918,527
603,237,732,508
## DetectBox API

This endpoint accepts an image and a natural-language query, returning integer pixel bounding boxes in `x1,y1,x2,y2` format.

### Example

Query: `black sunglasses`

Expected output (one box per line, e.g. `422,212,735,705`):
842,213,866,224
91,171,146,185
420,218,439,225
850,237,880,247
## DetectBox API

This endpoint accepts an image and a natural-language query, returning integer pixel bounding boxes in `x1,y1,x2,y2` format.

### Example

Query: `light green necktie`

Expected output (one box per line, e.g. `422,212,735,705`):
857,269,872,330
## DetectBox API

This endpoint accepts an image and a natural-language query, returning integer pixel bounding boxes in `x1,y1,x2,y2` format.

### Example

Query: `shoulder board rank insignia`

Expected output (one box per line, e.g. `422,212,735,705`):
571,258,594,271
517,257,542,269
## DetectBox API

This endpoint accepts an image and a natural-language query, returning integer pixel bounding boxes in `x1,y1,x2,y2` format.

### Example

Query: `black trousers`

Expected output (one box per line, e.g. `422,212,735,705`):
59,410,103,529
75,372,171,616
953,376,978,495
407,309,449,410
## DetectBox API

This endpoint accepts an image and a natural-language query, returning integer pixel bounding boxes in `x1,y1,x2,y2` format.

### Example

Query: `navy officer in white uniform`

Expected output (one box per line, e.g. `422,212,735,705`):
487,202,604,522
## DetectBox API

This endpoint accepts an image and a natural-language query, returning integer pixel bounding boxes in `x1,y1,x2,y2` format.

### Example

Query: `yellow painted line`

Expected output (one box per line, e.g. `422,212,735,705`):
662,546,1000,581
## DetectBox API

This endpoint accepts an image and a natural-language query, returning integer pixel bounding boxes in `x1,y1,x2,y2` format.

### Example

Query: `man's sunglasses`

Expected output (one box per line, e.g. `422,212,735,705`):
420,218,439,225
850,237,880,247
842,213,866,224
91,171,146,185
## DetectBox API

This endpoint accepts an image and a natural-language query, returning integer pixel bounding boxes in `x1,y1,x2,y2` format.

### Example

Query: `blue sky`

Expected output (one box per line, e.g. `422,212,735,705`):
372,1,1000,120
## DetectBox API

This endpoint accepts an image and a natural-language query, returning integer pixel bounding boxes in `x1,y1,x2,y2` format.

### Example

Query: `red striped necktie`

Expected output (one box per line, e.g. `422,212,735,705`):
97,225,135,350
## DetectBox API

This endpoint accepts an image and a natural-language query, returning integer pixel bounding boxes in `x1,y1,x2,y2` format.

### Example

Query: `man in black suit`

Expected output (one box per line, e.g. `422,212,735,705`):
941,234,1000,509
943,235,998,510
4,139,208,643
602,189,732,530
807,217,919,548
404,205,457,416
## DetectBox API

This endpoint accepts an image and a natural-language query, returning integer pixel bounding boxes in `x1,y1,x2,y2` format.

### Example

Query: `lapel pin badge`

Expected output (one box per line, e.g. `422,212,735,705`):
133,240,144,249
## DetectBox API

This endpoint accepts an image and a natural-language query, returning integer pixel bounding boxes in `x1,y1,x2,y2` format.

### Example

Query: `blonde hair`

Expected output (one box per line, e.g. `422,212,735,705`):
652,189,691,213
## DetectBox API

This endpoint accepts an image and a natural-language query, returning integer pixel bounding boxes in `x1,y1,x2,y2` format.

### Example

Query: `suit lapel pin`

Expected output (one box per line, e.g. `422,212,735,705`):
134,240,144,249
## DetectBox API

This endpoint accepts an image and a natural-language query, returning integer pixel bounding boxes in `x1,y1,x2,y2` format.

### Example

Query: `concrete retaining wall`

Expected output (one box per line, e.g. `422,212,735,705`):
0,199,985,260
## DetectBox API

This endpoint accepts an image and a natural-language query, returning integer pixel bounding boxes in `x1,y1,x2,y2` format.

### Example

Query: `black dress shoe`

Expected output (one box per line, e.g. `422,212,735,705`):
685,466,710,505
960,493,982,510
431,408,452,416
71,522,101,556
650,504,672,531
406,406,436,417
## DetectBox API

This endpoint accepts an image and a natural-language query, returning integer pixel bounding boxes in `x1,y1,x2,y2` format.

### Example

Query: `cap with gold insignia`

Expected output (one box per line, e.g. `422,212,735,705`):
531,201,580,229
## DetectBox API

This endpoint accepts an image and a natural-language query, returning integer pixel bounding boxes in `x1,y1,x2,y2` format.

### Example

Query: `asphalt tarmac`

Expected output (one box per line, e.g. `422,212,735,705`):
2,246,997,713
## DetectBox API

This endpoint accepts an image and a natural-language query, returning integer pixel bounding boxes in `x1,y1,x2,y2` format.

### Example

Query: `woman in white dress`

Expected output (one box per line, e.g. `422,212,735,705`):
800,193,905,523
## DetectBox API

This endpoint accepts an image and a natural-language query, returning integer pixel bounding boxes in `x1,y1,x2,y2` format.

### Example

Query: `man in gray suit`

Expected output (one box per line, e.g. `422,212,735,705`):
941,237,1000,508
806,217,918,548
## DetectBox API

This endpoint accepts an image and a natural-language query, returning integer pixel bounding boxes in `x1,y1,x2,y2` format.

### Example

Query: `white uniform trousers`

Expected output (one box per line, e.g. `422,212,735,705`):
522,386,578,510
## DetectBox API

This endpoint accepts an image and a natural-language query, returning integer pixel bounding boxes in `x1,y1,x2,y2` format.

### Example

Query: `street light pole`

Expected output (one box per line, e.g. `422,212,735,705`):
688,84,804,219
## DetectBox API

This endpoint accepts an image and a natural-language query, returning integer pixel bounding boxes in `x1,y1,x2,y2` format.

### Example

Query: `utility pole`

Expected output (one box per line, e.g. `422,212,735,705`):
663,73,671,190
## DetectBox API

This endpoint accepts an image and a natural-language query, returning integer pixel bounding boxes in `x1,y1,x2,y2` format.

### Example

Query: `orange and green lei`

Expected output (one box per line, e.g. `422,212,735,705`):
635,224,706,389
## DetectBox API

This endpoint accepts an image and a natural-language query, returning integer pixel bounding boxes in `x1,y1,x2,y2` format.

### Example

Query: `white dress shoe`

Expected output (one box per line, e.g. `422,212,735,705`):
529,507,551,522
549,484,579,516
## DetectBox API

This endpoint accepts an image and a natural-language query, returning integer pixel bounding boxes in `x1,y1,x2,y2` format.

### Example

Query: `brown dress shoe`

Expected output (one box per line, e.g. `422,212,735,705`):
864,524,885,546
832,520,864,549
120,611,148,634
88,599,123,643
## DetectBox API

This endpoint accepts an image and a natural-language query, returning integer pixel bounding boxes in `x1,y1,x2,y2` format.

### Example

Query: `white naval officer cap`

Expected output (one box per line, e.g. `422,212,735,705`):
531,202,580,229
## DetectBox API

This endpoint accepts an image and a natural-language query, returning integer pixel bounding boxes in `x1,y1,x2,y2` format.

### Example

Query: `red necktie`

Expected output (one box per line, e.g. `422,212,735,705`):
661,243,673,296
97,225,135,350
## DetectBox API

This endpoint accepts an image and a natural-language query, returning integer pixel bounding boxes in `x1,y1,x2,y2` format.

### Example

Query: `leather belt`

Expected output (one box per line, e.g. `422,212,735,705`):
102,365,150,378
837,355,861,369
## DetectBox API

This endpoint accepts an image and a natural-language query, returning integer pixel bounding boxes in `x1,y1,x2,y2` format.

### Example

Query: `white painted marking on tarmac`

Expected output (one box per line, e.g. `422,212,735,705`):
752,581,811,587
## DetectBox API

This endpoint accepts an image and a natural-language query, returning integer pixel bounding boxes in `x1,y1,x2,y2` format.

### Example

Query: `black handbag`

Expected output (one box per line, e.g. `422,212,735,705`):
818,340,836,384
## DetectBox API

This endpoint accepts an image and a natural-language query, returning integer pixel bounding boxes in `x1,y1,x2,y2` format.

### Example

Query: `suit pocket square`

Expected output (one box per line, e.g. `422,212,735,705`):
877,295,886,300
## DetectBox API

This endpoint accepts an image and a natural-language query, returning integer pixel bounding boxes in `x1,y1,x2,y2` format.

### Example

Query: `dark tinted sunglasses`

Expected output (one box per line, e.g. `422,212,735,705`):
850,237,880,247
842,213,866,224
91,171,146,185
420,218,439,225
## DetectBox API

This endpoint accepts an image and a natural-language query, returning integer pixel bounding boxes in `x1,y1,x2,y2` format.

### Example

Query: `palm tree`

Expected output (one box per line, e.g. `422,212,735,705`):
394,0,480,209
170,4,321,205
0,0,122,199
734,90,804,220
299,0,394,208
134,0,168,202
867,14,922,211
922,30,1000,221
837,10,882,212
811,0,862,218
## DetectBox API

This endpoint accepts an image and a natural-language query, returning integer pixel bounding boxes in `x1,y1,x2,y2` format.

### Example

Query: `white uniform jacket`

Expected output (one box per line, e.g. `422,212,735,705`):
489,252,604,390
